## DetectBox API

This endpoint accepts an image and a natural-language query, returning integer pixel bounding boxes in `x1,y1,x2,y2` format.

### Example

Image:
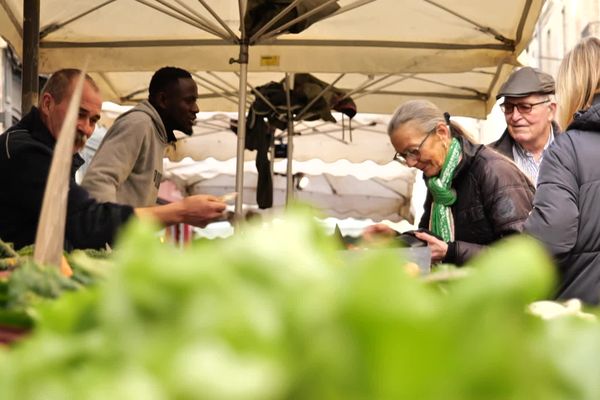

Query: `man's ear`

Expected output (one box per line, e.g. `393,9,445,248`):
154,91,169,110
548,102,558,121
39,92,53,114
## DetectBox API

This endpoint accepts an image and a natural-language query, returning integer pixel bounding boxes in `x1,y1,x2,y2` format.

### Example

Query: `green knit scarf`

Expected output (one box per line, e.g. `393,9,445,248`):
426,137,461,242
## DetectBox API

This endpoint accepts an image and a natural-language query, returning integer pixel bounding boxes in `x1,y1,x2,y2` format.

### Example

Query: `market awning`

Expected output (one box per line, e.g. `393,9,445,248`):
165,112,397,164
163,157,417,223
0,0,543,118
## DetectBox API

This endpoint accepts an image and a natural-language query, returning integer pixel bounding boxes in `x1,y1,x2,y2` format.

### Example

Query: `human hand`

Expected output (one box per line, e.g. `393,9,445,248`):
413,231,448,263
362,223,397,243
180,194,227,227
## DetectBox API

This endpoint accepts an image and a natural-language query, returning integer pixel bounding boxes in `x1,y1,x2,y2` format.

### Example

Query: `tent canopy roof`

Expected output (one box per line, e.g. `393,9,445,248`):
0,0,543,118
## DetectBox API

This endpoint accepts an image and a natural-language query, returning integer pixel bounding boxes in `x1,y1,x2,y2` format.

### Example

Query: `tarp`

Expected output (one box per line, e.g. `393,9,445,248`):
166,112,397,164
163,157,417,222
0,0,543,118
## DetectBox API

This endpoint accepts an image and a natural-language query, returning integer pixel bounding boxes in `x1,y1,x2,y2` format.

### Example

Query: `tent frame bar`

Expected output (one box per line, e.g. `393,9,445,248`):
97,72,122,100
40,0,116,39
195,80,240,107
40,38,514,51
240,79,281,115
249,0,304,44
339,74,392,101
155,0,232,40
294,73,345,121
323,0,377,21
173,0,235,40
0,0,22,38
259,0,339,42
134,0,231,41
196,0,239,41
424,0,514,46
352,74,415,100
192,72,244,106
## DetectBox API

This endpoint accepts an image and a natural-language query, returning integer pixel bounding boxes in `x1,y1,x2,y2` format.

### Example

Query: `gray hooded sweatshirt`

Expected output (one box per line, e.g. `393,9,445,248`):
82,100,170,207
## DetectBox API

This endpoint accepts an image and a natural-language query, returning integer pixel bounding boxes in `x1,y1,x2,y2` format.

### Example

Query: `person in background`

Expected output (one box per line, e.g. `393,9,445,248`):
82,66,199,207
490,66,561,186
0,68,225,250
525,37,600,304
364,100,534,265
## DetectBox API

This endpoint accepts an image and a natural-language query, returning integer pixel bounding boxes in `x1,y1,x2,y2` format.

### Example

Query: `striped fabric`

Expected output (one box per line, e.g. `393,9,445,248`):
512,128,555,186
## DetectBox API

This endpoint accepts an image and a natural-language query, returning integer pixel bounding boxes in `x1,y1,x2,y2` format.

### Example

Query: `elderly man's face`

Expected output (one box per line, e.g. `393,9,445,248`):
503,94,556,147
41,80,102,153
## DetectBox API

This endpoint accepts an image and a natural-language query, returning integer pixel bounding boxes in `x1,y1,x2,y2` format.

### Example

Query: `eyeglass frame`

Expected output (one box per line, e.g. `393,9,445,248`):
393,128,435,165
499,98,551,115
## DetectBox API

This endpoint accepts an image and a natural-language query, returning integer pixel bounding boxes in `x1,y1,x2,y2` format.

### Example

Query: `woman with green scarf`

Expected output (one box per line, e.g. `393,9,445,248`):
366,100,535,265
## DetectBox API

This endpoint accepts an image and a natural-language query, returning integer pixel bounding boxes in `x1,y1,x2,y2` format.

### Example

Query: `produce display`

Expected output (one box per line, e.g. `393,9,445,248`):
0,246,110,337
0,239,19,270
0,210,599,399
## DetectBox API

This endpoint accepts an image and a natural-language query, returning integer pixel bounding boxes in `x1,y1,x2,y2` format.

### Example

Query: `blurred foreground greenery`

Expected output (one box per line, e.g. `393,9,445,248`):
1,210,600,400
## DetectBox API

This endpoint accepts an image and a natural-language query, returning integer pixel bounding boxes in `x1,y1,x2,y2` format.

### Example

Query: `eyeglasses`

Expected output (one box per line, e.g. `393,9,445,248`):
393,129,433,165
500,99,550,115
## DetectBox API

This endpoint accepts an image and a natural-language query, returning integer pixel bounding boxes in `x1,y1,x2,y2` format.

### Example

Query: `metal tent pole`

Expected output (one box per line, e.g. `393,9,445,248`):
22,0,40,113
233,0,248,223
284,73,294,205
233,42,248,222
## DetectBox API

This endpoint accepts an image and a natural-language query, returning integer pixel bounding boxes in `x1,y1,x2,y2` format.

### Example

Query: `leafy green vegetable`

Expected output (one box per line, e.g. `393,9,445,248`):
0,246,112,330
0,210,599,399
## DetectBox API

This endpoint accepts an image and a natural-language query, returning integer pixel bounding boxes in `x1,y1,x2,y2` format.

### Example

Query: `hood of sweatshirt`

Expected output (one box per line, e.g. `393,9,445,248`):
116,100,170,144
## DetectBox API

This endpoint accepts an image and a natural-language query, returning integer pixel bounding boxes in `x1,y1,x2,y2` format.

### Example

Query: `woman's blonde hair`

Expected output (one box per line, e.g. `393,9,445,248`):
388,99,475,143
556,36,600,128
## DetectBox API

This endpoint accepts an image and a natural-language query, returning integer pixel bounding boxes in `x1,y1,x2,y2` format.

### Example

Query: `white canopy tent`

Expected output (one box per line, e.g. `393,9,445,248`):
0,0,543,220
164,157,416,222
0,0,543,118
1,0,541,79
165,112,397,164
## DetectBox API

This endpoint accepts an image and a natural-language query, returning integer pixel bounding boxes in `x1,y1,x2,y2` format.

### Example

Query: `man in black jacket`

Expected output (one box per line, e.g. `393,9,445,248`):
490,67,560,186
0,69,225,250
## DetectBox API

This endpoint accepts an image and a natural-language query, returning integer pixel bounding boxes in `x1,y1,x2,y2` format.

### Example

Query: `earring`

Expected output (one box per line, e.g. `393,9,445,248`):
442,141,448,150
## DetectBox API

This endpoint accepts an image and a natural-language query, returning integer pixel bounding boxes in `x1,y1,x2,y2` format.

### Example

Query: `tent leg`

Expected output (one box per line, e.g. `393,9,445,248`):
284,73,294,205
21,0,40,113
234,41,249,223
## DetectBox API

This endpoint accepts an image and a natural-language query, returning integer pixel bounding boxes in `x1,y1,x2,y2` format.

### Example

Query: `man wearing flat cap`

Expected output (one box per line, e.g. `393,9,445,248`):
490,66,561,186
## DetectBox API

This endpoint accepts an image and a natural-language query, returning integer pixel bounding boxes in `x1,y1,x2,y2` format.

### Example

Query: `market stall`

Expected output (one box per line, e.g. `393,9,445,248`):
0,0,544,218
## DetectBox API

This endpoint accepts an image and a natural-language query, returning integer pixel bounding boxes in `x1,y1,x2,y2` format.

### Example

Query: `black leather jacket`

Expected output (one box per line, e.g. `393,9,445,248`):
420,137,535,265
0,108,134,250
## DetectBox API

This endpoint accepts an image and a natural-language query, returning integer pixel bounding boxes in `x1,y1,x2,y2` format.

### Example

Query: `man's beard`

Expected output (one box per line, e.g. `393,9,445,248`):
74,130,88,151
165,115,194,137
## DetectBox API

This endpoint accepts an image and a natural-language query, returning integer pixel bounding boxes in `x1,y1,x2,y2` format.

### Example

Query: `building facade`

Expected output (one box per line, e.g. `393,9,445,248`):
527,0,600,77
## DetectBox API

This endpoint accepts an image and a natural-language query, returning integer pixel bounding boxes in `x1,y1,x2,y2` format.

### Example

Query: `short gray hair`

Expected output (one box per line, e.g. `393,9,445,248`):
387,100,445,137
388,99,475,143
39,68,98,105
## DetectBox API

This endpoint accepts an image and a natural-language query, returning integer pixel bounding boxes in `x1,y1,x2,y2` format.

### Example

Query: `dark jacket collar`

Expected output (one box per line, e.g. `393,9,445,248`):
490,128,514,160
14,107,56,149
13,107,84,169
490,120,561,160
568,95,600,132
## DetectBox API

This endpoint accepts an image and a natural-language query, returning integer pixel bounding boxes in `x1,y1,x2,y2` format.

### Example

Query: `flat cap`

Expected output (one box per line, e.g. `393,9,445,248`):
496,67,555,99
